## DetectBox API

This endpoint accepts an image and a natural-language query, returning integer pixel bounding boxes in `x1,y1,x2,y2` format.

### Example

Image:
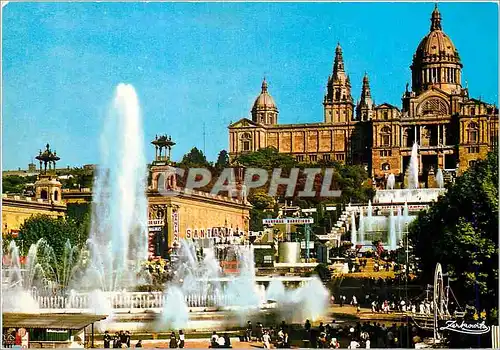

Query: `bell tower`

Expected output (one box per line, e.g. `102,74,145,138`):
324,43,354,123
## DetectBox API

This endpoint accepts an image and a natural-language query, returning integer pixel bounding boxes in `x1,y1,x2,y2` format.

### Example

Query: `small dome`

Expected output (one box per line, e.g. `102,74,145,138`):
252,78,277,111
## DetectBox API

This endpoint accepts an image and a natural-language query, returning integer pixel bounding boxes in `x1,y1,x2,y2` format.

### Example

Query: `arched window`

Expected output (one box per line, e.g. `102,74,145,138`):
380,126,391,146
241,133,252,151
167,174,176,190
468,122,479,144
383,111,389,120
418,98,449,115
403,128,415,147
54,190,59,201
335,89,341,100
157,173,165,192
41,189,48,200
381,163,390,171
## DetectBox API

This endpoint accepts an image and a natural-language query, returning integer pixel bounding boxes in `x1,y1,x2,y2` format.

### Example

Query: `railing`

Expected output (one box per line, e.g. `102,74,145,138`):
29,290,244,310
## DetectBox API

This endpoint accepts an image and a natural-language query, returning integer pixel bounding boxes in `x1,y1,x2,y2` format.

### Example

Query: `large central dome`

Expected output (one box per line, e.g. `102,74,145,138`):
410,5,463,95
414,6,460,64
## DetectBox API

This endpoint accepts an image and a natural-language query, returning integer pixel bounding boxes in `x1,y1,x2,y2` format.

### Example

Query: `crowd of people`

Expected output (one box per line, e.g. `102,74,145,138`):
302,319,423,348
333,291,456,316
242,321,291,348
103,331,140,348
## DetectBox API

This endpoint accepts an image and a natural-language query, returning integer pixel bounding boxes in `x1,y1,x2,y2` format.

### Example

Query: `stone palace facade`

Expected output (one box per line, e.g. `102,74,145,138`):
228,5,498,185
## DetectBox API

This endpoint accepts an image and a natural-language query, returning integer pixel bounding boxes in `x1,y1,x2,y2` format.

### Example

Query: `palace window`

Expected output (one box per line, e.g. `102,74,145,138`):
241,133,252,151
419,98,449,115
296,155,304,162
379,150,392,157
468,146,479,154
381,163,390,171
309,155,318,162
335,154,345,161
380,126,391,146
471,107,476,116
467,122,479,144
490,130,498,147
383,111,389,120
469,160,477,167
41,189,48,200
323,154,331,161
403,128,415,147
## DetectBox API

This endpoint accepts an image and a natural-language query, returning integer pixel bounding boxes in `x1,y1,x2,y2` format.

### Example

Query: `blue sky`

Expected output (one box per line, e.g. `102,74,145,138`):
2,2,498,170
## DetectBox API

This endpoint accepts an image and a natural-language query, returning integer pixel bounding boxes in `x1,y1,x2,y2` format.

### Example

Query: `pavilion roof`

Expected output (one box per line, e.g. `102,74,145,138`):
2,313,107,330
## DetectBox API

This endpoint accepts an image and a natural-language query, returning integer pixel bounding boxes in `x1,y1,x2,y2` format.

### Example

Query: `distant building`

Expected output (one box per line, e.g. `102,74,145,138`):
2,144,66,237
147,135,251,257
228,5,498,187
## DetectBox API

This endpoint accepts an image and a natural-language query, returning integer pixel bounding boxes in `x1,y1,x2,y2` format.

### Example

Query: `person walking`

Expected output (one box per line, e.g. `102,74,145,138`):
125,331,131,348
169,332,177,348
262,331,271,349
178,330,185,348
103,331,111,348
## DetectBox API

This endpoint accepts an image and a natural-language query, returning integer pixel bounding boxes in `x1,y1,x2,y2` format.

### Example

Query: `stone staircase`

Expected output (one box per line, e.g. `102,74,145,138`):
329,205,357,241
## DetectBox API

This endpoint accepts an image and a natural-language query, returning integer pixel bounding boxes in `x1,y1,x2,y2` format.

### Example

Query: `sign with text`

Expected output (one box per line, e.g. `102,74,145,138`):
186,227,245,239
300,241,315,249
172,210,179,247
263,218,314,225
439,320,491,335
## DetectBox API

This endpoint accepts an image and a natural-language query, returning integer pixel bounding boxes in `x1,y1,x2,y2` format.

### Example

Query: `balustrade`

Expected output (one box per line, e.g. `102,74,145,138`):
27,287,265,310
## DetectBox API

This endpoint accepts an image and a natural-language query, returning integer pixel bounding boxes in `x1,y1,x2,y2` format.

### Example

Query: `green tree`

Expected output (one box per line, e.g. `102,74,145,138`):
18,215,89,259
215,150,230,170
234,147,296,169
409,150,498,317
2,175,32,194
179,147,211,168
248,190,275,210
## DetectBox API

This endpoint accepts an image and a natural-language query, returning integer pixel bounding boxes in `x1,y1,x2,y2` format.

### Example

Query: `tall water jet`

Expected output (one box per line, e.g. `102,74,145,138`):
408,143,420,190
403,201,409,218
396,207,403,244
359,208,365,246
350,211,357,247
367,200,373,234
386,174,396,190
86,84,148,291
388,208,397,251
266,279,286,303
436,168,444,188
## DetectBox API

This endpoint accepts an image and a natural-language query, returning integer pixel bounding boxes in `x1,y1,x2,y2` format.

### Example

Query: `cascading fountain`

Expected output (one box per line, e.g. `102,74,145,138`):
367,200,373,233
388,209,397,251
359,208,365,246
386,173,396,190
408,142,420,190
350,211,357,247
436,168,444,188
2,84,331,331
396,207,403,244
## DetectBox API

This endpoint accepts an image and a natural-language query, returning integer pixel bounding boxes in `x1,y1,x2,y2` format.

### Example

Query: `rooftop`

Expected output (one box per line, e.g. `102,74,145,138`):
2,313,107,330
